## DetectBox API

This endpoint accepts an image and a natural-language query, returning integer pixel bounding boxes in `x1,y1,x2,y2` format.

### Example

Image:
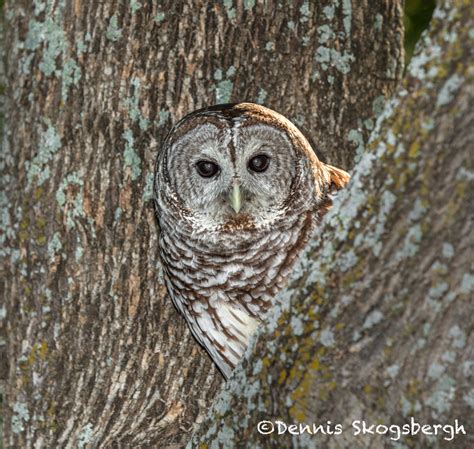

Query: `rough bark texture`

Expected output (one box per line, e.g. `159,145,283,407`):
0,1,404,447
190,1,474,448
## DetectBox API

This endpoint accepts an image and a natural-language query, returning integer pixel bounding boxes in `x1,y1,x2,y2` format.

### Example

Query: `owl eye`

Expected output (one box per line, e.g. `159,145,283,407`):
195,160,220,178
248,154,270,173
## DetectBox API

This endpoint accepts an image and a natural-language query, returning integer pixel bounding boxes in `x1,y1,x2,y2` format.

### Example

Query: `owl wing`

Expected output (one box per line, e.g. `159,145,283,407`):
196,301,260,379
325,163,350,199
317,163,350,218
181,294,260,380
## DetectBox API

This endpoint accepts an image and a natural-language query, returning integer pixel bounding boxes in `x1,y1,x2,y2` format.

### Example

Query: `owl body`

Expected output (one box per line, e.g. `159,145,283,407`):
154,103,349,379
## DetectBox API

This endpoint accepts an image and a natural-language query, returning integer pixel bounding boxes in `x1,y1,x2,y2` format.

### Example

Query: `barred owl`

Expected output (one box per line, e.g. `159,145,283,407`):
154,103,349,379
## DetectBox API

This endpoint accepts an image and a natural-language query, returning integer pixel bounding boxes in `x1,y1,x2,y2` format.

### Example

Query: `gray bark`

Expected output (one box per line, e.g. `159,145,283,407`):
1,1,404,447
190,1,474,448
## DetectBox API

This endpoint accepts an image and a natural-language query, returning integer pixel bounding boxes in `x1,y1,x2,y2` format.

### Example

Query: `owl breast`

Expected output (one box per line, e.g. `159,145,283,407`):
158,209,315,378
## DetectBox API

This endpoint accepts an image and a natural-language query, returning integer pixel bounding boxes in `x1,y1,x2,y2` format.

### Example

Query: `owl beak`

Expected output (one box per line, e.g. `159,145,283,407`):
229,182,242,214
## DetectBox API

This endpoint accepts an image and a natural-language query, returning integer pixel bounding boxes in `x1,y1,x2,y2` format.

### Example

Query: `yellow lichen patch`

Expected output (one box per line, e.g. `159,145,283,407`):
19,229,29,242
408,140,420,159
262,357,271,368
289,371,313,418
444,186,464,223
401,324,415,338
47,401,57,420
22,342,49,371
277,312,290,328
395,171,409,190
33,186,43,200
27,343,39,366
36,217,47,229
363,384,373,395
376,394,386,409
455,181,467,199
321,370,333,380
36,235,47,245
20,217,29,230
289,403,306,423
341,265,365,287
420,222,431,235
407,379,420,398
278,369,287,385
287,344,334,423
316,346,326,358
435,64,448,80
38,341,48,360
366,194,379,209
306,307,318,321
314,296,325,306
310,358,320,371
288,363,302,382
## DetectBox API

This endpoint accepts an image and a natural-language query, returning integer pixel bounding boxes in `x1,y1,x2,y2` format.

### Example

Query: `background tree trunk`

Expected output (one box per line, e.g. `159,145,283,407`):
1,1,404,447
190,1,474,448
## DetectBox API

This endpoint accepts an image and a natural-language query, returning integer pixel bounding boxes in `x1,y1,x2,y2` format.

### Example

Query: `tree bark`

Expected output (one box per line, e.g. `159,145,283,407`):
1,1,404,447
190,1,474,448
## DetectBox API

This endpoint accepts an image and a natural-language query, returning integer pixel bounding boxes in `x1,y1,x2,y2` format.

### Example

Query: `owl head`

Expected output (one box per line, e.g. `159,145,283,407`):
154,103,348,235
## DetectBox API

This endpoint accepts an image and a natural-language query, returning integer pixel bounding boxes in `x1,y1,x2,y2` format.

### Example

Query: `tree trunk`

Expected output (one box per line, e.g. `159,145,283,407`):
1,1,404,447
190,1,474,448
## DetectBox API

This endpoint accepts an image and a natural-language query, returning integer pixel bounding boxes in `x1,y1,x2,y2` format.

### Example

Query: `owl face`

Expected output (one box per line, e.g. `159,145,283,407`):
158,104,322,233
